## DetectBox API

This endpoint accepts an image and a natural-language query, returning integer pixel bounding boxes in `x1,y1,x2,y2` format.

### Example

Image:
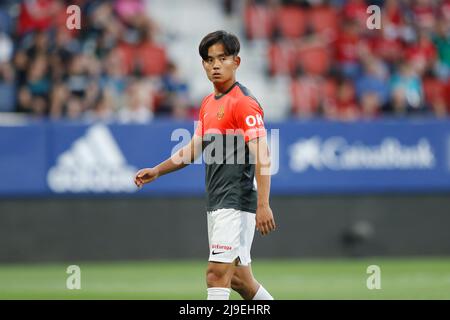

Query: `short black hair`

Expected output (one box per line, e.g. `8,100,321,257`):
198,30,240,60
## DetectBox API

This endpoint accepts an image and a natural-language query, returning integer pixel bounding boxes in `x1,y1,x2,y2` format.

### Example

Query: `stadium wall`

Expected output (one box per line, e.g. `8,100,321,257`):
1,195,450,263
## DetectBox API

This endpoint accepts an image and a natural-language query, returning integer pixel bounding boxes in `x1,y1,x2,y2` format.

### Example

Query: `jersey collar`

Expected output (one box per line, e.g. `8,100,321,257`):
214,82,238,100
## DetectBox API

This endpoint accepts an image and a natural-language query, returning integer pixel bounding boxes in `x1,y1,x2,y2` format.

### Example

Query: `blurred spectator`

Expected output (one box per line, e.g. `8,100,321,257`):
20,54,51,116
0,2,14,36
27,30,51,58
66,55,89,98
323,77,360,121
136,31,168,76
118,80,153,123
114,0,157,35
405,29,437,76
157,62,190,118
65,96,84,120
389,62,425,116
17,0,62,35
100,49,128,110
444,0,450,20
355,57,390,113
360,91,382,119
432,18,450,80
0,32,13,64
410,0,438,31
85,90,115,123
0,62,16,112
382,0,403,37
117,29,167,77
49,28,80,82
13,50,29,87
290,72,324,118
49,82,68,118
334,19,361,79
423,72,449,117
342,0,368,29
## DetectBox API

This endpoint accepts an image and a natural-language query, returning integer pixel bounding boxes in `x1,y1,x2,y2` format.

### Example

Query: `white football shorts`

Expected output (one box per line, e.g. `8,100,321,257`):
207,208,256,266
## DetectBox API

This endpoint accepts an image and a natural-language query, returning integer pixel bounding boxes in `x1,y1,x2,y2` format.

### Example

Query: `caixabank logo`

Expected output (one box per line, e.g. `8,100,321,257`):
288,136,436,172
47,124,137,193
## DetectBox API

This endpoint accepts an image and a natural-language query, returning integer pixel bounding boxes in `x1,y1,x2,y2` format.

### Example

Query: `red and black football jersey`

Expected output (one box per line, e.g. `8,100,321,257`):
195,82,266,213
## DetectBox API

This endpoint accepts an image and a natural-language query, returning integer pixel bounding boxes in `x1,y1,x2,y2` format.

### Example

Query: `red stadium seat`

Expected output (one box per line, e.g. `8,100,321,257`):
268,41,297,76
244,4,274,40
297,44,330,75
322,77,338,104
290,76,322,116
117,43,136,75
275,6,307,39
117,42,168,76
423,77,447,106
137,43,168,76
309,6,338,36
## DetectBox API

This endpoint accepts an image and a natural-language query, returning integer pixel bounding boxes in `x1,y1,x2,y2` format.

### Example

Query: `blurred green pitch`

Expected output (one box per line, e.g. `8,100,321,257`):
0,258,449,299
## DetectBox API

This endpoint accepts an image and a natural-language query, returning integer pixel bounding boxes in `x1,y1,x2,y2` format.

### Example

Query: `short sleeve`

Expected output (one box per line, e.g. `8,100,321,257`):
234,97,266,142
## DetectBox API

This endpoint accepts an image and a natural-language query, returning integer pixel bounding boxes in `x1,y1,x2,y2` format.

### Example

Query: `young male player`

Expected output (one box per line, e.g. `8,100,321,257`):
134,30,275,300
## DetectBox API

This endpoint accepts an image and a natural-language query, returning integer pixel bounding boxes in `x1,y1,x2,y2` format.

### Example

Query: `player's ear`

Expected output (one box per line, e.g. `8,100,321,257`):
234,56,241,68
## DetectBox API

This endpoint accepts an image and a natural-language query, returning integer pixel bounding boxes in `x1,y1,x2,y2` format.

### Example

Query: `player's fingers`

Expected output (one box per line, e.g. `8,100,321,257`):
256,222,263,235
260,222,268,235
137,170,147,178
262,220,274,235
269,219,276,231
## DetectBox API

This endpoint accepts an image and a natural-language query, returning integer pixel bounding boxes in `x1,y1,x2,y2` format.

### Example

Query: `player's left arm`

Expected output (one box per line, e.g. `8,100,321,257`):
235,97,276,236
248,136,276,236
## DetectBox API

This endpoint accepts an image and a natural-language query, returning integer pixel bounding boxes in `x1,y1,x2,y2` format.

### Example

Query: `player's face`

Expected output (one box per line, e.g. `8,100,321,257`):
202,43,240,84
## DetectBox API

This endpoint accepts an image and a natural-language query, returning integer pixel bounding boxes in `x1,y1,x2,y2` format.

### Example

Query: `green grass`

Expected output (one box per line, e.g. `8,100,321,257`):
0,258,449,299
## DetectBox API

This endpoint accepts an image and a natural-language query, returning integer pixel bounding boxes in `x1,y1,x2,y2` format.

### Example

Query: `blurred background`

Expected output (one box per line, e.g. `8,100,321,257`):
0,0,450,299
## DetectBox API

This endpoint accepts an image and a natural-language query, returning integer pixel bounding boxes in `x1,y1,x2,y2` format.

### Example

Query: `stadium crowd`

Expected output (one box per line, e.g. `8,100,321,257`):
244,0,450,119
0,0,191,122
0,0,449,121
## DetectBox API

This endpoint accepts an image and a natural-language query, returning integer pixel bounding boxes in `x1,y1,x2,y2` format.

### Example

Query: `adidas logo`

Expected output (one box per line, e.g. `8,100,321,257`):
47,124,137,193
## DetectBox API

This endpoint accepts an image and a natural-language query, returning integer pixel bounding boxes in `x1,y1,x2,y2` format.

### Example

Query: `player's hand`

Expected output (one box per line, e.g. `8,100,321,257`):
255,204,276,236
134,167,159,188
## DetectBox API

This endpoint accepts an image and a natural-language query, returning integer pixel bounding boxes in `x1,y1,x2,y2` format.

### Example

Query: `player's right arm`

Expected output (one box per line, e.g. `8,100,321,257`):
134,134,203,188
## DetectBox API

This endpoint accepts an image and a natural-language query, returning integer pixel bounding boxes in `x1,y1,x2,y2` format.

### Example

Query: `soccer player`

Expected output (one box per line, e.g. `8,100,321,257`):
134,30,276,300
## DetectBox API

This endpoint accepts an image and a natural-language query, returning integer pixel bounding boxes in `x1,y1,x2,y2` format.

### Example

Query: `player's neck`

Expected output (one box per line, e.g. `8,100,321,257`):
213,78,237,97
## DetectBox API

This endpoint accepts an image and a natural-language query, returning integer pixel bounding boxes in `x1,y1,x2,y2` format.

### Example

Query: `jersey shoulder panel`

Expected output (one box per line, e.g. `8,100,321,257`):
233,95,265,125
236,82,264,112
232,92,266,141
